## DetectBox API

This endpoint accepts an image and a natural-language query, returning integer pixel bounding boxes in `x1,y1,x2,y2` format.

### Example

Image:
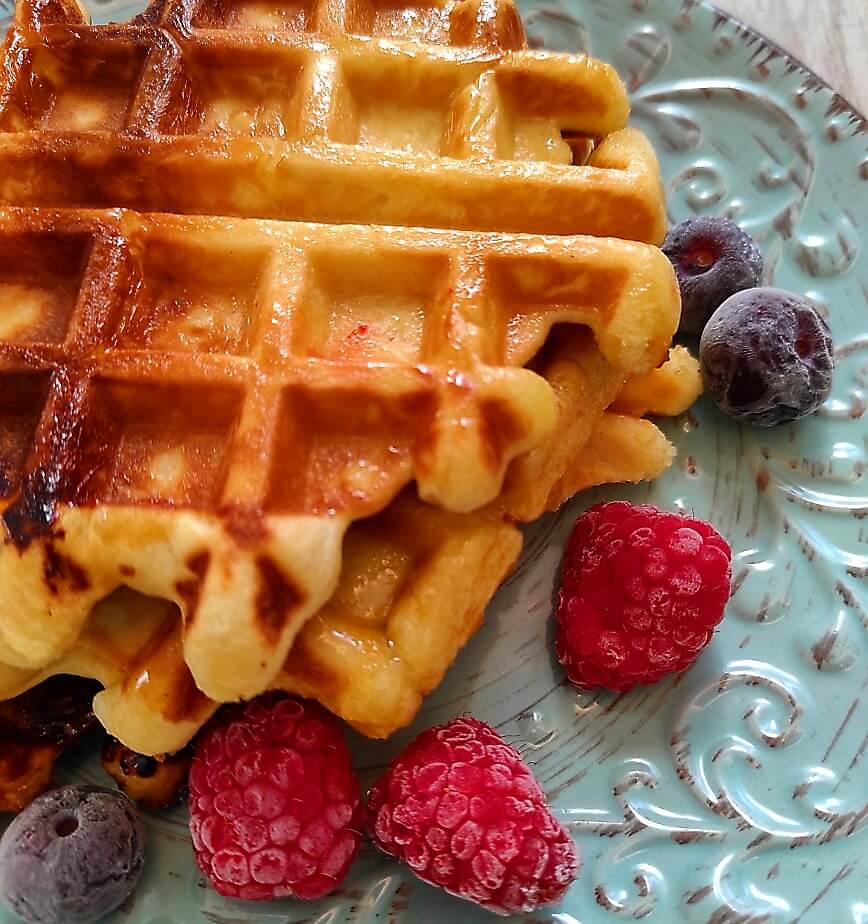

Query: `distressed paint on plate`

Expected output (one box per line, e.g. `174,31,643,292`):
0,0,866,921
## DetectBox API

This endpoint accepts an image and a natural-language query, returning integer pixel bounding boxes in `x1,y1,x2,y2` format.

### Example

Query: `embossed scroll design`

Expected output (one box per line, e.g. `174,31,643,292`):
519,2,868,922
562,659,867,919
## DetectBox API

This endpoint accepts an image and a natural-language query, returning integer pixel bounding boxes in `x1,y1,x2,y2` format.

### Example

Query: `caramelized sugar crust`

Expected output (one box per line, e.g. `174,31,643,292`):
0,338,701,754
0,0,690,766
0,0,666,240
0,205,679,708
0,675,99,810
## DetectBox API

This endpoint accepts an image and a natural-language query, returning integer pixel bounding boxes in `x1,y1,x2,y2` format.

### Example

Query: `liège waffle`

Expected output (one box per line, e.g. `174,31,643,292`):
0,0,692,776
0,204,679,707
0,337,701,754
0,0,665,240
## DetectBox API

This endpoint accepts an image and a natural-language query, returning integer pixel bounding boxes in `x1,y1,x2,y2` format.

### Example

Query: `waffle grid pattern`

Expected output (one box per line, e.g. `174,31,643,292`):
0,337,698,752
0,207,678,525
0,0,665,239
0,0,689,751
0,204,679,706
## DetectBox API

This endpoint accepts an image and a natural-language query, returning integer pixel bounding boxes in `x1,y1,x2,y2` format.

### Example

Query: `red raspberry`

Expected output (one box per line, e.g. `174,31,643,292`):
556,501,732,691
188,694,363,901
367,716,579,915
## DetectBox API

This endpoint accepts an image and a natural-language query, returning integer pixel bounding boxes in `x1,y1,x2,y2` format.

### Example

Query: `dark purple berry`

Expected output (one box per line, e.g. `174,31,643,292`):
663,217,763,335
0,785,146,924
699,288,834,427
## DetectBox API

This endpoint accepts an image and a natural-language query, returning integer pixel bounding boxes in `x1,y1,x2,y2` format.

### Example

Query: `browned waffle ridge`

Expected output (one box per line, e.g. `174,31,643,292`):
0,205,679,705
0,337,701,753
0,0,690,757
0,0,665,240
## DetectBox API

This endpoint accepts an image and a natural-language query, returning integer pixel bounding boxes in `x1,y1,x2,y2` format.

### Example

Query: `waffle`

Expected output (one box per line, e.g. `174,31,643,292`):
548,414,676,509
0,0,687,776
0,205,679,710
0,336,700,754
0,675,99,811
611,345,703,417
0,0,665,241
545,346,704,507
499,327,623,522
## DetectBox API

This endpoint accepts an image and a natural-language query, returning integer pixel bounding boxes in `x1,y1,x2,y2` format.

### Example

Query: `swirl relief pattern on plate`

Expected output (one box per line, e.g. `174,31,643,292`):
0,0,866,921
511,2,868,921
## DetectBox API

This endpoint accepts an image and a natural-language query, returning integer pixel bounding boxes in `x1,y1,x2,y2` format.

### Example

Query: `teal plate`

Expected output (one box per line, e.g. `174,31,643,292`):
1,0,866,921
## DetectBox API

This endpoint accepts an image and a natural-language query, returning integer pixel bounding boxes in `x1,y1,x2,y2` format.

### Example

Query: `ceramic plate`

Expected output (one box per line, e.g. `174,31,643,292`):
1,0,866,921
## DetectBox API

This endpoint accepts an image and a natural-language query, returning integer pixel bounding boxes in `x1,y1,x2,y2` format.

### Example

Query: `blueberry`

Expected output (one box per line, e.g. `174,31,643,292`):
0,785,146,924
700,288,834,427
663,217,763,335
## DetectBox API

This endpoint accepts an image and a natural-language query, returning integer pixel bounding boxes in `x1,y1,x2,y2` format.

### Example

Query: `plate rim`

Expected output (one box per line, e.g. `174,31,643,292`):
0,0,866,132
696,0,867,130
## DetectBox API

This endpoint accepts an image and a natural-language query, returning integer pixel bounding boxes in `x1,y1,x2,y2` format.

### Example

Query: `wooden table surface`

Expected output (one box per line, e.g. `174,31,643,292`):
713,0,867,114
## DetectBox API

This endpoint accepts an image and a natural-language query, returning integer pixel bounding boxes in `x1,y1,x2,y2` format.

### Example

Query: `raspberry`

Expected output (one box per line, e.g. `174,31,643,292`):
188,694,362,902
367,716,579,915
556,502,731,691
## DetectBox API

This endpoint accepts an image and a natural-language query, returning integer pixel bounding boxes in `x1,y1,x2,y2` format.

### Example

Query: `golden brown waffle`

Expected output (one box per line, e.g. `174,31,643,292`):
554,344,702,509
0,675,99,810
499,328,623,522
0,0,689,774
611,345,703,417
0,497,521,752
0,337,700,754
0,205,679,707
0,0,665,240
547,414,676,509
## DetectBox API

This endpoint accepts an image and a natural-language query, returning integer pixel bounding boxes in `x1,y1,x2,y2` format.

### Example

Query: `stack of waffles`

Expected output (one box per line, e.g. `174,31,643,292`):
0,0,701,796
